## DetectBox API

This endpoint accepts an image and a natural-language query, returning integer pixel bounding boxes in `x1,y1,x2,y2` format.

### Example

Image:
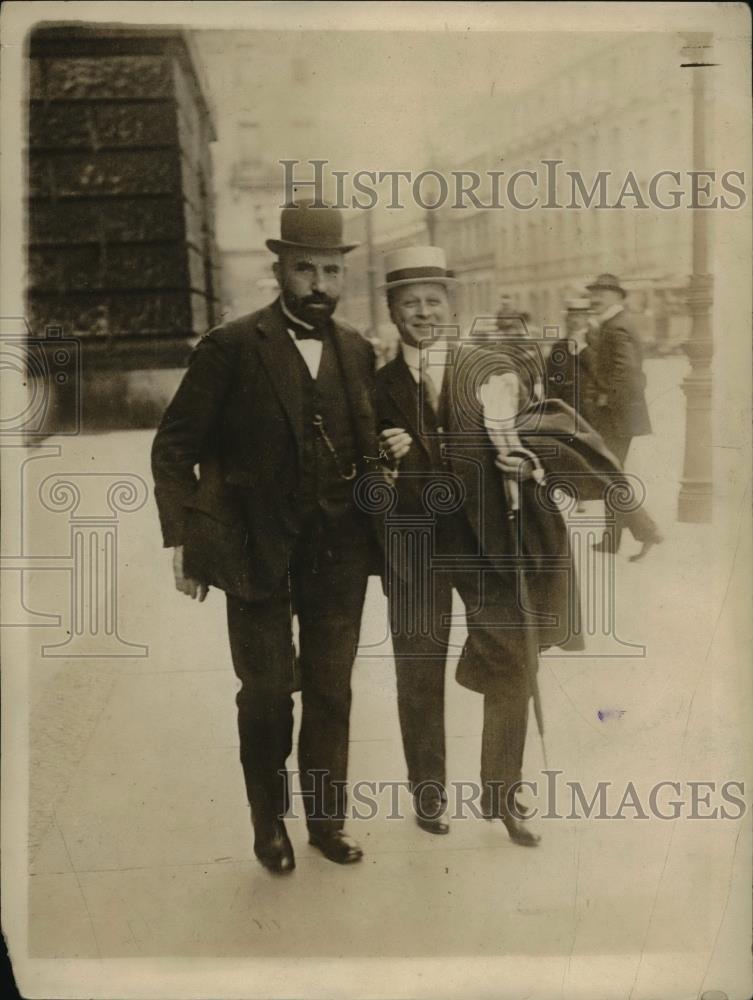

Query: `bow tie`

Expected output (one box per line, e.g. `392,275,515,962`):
288,323,323,341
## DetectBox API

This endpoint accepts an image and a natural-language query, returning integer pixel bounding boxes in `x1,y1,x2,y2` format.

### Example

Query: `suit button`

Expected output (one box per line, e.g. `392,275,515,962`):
437,425,444,433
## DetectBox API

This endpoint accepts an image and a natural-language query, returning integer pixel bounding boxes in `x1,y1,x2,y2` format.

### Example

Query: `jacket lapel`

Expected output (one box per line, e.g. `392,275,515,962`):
330,322,379,460
256,301,306,450
383,351,433,460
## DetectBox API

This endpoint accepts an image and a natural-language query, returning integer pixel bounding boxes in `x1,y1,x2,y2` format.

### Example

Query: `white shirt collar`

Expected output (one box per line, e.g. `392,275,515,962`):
401,341,423,374
401,338,450,369
401,340,450,397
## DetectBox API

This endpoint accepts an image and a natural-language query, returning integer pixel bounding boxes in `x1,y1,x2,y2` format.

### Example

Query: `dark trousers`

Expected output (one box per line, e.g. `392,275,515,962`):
226,513,369,835
480,690,530,814
453,564,532,817
603,433,632,548
389,568,452,796
388,509,533,814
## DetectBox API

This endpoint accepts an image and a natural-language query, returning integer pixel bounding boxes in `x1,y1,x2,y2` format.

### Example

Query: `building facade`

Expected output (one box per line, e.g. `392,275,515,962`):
190,31,697,356
446,33,693,350
27,25,220,428
343,33,696,355
194,31,342,320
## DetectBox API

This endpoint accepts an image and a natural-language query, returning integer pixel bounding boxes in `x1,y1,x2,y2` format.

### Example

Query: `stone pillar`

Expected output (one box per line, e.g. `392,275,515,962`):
353,471,466,655
365,210,381,340
677,32,714,523
386,515,437,640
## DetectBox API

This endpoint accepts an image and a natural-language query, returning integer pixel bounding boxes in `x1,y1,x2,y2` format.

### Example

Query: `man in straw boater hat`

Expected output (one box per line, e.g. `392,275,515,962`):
377,247,662,848
585,273,660,555
152,201,382,874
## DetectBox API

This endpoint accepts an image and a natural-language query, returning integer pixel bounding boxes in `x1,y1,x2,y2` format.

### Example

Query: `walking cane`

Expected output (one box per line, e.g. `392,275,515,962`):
480,376,549,771
504,472,549,771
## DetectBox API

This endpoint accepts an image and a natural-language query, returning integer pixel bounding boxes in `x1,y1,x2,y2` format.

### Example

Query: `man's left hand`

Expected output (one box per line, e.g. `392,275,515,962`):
379,427,413,462
495,453,536,479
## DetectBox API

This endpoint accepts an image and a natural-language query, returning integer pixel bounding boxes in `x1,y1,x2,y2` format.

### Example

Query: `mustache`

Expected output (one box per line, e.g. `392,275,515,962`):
303,294,335,306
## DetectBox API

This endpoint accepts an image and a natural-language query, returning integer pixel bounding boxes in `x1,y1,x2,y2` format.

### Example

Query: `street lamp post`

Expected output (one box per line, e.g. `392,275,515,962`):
677,32,714,523
365,210,380,339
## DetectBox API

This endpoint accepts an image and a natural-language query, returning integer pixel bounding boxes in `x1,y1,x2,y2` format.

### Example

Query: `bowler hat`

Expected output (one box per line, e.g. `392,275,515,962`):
586,273,627,297
265,200,359,254
381,246,456,290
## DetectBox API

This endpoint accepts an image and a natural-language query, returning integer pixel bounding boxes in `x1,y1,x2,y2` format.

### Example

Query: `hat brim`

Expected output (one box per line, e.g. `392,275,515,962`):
379,276,457,291
586,283,627,297
266,238,359,254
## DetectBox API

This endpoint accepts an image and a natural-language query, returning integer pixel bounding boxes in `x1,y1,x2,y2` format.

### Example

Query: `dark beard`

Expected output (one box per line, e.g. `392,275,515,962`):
285,292,338,329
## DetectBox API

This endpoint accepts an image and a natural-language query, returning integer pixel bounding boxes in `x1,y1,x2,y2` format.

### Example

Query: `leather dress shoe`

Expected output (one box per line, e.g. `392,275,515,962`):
308,829,363,864
511,794,534,821
481,799,540,846
501,814,541,848
628,533,664,562
254,819,295,875
414,793,450,835
481,790,531,821
417,813,450,835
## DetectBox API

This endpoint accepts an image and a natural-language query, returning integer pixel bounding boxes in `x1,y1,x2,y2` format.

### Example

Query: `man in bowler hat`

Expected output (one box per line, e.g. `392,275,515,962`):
151,202,381,873
586,273,660,556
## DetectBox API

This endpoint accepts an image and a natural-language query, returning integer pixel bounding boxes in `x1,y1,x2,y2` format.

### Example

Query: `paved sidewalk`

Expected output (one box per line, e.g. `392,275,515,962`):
19,358,752,998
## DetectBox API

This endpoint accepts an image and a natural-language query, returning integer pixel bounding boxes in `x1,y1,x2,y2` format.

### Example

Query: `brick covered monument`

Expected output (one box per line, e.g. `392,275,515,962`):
27,24,221,429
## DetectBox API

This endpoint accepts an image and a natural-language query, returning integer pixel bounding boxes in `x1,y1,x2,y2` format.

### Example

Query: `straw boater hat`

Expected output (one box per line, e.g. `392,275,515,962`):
586,273,627,297
381,246,456,291
265,200,359,255
565,296,592,312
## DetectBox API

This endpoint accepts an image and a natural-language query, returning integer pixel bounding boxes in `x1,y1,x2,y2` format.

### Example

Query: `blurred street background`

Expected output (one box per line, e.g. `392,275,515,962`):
201,30,695,357
11,18,750,998
27,27,698,426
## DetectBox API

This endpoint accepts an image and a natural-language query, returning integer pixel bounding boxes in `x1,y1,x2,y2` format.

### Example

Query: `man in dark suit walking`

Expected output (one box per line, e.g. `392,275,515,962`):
374,247,460,836
151,203,380,874
586,274,658,555
377,247,550,846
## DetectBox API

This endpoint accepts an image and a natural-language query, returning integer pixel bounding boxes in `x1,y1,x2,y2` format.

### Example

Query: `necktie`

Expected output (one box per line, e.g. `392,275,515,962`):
289,322,323,341
419,359,440,415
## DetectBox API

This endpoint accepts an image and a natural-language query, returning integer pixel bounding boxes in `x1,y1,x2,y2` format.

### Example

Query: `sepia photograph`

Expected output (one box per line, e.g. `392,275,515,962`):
1,2,751,998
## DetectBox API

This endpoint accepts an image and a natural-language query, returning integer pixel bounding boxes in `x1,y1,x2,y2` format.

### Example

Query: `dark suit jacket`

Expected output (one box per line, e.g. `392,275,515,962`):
151,299,381,602
375,352,453,521
593,308,652,439
376,346,578,652
376,343,655,692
